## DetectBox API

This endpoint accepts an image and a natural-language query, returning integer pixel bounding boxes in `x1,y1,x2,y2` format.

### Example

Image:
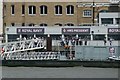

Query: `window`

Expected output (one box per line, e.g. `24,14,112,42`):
66,23,74,26
22,23,25,26
101,18,113,24
29,23,35,26
66,5,74,15
108,34,120,40
4,5,6,10
28,6,36,15
51,35,61,40
40,23,47,26
22,5,25,15
55,5,62,15
11,5,15,15
116,18,120,24
99,10,108,13
4,5,6,15
83,10,92,17
11,23,15,26
8,34,19,42
93,35,105,40
40,5,47,15
4,23,6,27
54,23,62,26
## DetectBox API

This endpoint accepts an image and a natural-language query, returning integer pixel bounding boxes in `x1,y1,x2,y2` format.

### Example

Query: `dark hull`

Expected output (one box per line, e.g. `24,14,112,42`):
1,60,120,68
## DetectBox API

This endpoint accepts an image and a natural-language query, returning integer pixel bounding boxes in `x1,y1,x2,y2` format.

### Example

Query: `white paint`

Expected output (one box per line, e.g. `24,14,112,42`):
0,0,3,44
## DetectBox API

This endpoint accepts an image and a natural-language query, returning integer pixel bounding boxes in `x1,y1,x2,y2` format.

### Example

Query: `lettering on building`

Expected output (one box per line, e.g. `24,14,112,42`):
17,28,44,34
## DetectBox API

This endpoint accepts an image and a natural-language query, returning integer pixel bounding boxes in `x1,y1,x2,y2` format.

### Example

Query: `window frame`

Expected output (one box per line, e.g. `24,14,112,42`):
28,5,36,15
11,23,15,26
54,5,62,15
22,5,25,16
54,23,62,26
40,5,47,15
65,23,74,26
101,18,113,24
40,23,47,26
28,23,35,26
66,5,74,15
115,18,120,24
11,5,15,15
83,10,92,17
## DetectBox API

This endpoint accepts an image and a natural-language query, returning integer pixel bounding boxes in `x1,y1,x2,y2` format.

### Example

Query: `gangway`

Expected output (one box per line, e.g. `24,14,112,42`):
0,38,45,54
1,51,60,60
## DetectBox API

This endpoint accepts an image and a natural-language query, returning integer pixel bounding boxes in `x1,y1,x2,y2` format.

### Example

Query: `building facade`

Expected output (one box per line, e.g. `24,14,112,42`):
2,0,120,43
3,0,112,27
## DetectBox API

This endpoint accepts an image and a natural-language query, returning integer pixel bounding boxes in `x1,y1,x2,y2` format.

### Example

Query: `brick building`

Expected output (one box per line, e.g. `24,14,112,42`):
2,0,120,42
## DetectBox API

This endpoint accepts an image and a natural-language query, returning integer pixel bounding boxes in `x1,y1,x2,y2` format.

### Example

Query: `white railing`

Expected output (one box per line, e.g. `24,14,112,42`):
0,38,45,54
52,40,119,46
1,52,60,60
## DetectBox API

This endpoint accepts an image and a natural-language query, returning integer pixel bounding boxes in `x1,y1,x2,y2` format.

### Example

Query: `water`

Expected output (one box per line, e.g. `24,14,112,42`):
1,67,118,78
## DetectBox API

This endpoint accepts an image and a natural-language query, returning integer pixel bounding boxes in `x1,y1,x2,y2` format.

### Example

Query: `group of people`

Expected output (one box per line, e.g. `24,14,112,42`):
104,37,113,46
60,36,88,48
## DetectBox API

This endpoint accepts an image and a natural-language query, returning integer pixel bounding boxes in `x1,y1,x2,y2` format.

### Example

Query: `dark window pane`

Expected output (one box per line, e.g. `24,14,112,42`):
29,23,34,26
29,6,32,14
45,6,47,14
101,18,113,24
33,6,36,14
55,6,58,14
108,34,120,40
11,5,14,14
93,35,105,40
60,6,62,14
40,23,47,26
67,6,70,14
40,6,43,14
55,23,62,26
40,5,47,14
8,34,19,42
71,6,74,14
22,23,25,26
22,5,25,14
11,23,15,26
116,18,120,24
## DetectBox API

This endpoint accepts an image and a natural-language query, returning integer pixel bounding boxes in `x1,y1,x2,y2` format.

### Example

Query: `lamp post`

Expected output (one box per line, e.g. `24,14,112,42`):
92,0,95,26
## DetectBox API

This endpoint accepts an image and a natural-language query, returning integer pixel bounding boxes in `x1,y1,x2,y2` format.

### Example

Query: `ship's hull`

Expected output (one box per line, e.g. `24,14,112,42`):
1,60,120,68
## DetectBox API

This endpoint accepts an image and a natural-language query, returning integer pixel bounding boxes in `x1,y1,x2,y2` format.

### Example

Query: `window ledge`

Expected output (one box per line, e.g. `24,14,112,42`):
11,14,15,16
83,16,92,18
28,14,36,16
21,14,25,16
66,14,74,16
40,14,47,16
54,14,62,16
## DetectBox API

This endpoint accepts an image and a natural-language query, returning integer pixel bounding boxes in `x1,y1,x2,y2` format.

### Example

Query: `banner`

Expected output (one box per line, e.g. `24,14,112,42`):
17,28,44,34
108,28,120,34
62,28,90,34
